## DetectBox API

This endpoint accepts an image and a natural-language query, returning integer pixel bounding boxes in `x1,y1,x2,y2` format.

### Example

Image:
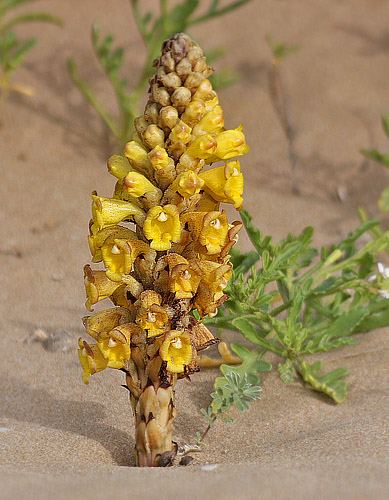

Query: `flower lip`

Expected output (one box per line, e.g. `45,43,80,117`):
159,330,193,373
143,205,181,251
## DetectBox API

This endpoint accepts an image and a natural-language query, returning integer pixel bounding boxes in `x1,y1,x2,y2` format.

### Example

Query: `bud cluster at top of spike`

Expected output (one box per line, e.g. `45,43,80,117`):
79,33,249,384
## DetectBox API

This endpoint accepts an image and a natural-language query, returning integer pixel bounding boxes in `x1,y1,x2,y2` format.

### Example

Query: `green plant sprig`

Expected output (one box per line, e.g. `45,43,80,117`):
361,114,389,213
203,209,389,413
0,0,63,114
68,0,252,150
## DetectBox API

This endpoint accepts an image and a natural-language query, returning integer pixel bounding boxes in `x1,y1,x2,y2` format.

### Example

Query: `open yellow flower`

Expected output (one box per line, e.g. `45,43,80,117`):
97,324,135,369
198,211,229,254
135,291,169,338
84,265,123,311
88,225,137,263
206,125,249,163
78,338,108,384
199,160,244,209
159,330,192,373
143,205,181,251
91,193,145,232
169,260,202,299
101,238,150,281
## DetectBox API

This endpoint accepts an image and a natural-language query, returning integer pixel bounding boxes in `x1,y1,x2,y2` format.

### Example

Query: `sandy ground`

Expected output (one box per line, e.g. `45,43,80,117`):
1,0,389,498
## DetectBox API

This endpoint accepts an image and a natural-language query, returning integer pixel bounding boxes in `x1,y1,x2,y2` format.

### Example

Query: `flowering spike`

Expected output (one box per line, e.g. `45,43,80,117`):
80,33,249,467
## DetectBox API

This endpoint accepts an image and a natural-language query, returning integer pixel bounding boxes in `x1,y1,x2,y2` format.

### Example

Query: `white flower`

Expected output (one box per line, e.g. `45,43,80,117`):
378,263,389,279
378,289,389,299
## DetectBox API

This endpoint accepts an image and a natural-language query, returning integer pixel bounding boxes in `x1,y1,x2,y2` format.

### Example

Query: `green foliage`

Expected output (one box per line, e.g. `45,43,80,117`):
0,0,62,111
203,209,389,411
359,114,389,243
379,186,389,213
68,0,252,149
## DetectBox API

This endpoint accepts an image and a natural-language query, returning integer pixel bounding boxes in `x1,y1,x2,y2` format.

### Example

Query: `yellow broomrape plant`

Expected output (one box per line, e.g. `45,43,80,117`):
78,33,249,467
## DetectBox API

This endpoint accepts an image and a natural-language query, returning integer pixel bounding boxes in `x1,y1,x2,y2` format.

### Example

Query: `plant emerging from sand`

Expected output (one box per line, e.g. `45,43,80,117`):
78,33,249,467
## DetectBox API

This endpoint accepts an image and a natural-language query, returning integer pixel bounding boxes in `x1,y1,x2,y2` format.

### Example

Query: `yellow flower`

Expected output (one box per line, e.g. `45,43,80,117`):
97,324,135,369
168,259,202,299
192,105,224,136
198,211,229,254
78,337,108,384
182,210,229,256
185,134,217,160
159,330,192,373
91,193,145,232
88,225,137,263
171,171,205,198
82,307,132,340
135,291,169,338
207,125,249,163
199,160,244,209
84,265,123,311
143,205,181,251
101,238,151,282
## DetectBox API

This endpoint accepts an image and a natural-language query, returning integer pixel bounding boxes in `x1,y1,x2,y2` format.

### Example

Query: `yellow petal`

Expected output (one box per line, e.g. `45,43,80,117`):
160,330,192,373
78,338,108,384
143,205,181,251
207,126,249,163
92,193,145,230
82,307,132,340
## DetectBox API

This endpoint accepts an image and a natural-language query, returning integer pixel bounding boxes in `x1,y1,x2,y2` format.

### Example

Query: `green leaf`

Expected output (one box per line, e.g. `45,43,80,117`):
240,209,270,253
338,219,380,252
378,187,389,212
230,250,260,275
361,148,389,167
0,0,37,18
322,306,368,340
168,0,200,32
7,37,36,70
381,114,389,138
299,360,348,403
221,343,272,380
232,318,263,344
278,359,294,384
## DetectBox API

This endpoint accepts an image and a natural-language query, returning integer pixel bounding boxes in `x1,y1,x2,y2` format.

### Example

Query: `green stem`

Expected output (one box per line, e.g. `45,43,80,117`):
130,0,149,44
189,0,252,26
67,59,120,139
0,12,63,34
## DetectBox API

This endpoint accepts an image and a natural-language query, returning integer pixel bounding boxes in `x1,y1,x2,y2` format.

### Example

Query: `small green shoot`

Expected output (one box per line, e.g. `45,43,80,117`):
0,0,63,115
